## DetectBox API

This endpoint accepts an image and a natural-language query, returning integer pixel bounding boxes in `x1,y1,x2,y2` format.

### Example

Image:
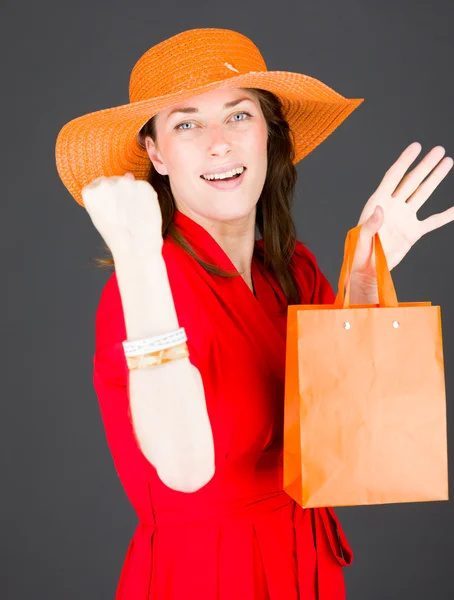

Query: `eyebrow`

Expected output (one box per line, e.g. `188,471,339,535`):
166,97,255,120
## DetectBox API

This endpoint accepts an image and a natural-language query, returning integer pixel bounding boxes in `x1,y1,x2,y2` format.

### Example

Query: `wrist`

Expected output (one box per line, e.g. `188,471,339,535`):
111,238,164,265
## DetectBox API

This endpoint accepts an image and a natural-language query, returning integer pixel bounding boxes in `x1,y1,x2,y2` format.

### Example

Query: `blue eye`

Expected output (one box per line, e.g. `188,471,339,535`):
231,111,252,122
175,121,194,131
174,111,252,131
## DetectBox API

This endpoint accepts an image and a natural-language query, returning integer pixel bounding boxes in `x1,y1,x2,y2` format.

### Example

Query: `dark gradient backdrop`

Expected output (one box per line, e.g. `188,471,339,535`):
2,0,454,598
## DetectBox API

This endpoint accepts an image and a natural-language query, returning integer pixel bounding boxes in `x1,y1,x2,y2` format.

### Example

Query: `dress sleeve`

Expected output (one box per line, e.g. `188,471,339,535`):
292,241,336,305
92,273,139,482
93,273,128,392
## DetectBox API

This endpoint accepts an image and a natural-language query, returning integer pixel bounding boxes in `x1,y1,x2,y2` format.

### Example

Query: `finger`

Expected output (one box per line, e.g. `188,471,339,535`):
376,142,422,197
353,206,383,270
84,176,106,190
123,172,135,180
420,205,454,235
407,157,454,212
392,146,447,201
361,205,384,236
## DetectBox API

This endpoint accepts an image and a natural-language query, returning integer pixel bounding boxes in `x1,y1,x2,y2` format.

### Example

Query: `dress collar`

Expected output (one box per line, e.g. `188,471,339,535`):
170,210,287,368
170,209,288,351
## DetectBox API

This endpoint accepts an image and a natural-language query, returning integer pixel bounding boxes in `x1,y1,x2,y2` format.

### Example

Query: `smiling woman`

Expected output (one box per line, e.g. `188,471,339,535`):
144,88,269,229
93,86,305,304
55,27,363,600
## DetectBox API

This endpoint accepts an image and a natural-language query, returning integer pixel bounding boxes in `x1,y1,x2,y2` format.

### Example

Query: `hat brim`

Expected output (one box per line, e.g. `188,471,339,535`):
55,70,363,206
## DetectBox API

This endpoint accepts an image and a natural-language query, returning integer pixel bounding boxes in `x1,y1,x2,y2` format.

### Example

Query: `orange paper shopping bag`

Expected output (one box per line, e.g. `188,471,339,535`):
284,224,449,508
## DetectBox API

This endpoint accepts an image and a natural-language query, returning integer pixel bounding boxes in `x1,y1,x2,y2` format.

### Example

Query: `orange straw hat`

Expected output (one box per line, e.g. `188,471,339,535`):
55,27,364,207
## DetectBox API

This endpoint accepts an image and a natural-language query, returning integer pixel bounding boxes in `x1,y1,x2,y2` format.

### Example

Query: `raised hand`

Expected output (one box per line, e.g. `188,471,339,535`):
82,172,164,256
351,143,454,283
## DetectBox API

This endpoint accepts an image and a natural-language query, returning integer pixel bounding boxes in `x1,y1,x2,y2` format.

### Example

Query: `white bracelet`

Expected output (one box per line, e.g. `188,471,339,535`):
122,327,187,357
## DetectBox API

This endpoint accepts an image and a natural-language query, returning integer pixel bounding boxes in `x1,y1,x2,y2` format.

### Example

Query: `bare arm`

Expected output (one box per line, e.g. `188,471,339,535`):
113,243,215,493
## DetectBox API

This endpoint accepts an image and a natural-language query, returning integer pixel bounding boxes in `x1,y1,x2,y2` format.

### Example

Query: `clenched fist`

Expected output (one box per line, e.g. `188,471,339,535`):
82,172,163,256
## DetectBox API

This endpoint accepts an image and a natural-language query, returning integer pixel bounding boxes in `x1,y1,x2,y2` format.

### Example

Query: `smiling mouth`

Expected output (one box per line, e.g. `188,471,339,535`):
200,167,247,181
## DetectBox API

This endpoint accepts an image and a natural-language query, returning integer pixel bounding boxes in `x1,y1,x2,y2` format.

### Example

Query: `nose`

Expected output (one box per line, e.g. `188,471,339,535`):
207,124,232,156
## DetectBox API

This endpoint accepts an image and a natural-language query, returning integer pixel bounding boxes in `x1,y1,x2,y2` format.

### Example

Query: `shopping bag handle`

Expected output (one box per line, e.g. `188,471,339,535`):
334,224,398,308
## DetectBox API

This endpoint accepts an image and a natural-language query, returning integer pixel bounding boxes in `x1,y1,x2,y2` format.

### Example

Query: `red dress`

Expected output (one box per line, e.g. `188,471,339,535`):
93,209,354,599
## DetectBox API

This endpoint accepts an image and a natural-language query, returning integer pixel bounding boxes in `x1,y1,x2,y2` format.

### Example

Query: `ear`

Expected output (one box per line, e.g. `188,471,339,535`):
144,136,168,176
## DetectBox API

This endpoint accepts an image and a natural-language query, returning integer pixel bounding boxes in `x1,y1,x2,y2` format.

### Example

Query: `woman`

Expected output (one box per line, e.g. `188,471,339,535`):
55,28,453,600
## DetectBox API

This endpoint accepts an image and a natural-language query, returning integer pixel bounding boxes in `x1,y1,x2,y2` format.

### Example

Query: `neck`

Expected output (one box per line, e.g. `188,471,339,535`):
176,205,257,279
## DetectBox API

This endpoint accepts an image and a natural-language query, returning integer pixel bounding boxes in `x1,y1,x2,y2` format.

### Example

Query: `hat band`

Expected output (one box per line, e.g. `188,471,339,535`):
129,58,266,103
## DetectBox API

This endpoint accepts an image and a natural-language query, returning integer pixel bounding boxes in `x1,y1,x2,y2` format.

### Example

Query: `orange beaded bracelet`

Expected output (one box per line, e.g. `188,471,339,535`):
125,340,189,370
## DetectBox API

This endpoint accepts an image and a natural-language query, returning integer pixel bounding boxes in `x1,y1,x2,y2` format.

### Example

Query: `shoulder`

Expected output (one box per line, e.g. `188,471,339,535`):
291,240,336,305
292,240,320,273
255,237,334,304
256,237,319,274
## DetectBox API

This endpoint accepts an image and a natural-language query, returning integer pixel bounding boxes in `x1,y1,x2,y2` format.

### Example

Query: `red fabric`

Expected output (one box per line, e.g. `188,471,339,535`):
93,209,353,599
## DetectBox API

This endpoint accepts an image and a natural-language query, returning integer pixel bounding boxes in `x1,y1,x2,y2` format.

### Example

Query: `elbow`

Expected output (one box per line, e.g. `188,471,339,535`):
157,457,215,493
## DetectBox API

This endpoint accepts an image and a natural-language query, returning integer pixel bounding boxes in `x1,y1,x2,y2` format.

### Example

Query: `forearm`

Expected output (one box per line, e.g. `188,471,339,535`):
112,244,215,493
114,247,180,338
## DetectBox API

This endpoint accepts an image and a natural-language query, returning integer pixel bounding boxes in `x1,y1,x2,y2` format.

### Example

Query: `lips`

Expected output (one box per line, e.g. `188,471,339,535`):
200,167,247,190
200,166,246,180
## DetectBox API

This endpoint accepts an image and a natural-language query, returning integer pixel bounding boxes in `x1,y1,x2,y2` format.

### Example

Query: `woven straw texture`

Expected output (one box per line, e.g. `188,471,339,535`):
55,28,364,206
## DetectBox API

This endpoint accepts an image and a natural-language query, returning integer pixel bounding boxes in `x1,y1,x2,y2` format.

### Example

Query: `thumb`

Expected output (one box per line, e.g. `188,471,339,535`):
353,205,384,273
123,171,135,180
362,205,384,236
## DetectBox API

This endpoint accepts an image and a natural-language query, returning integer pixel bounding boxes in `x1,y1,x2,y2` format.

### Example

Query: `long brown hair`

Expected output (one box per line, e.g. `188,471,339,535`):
90,88,302,304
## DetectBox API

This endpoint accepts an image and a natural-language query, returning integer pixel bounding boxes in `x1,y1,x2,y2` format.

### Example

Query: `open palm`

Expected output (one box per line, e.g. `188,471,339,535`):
352,142,454,280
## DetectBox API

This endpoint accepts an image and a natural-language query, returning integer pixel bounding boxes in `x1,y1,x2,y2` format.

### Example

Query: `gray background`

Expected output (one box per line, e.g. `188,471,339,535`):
3,0,454,598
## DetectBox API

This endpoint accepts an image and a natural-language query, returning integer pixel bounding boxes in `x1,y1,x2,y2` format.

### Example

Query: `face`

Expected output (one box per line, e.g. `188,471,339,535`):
145,87,268,229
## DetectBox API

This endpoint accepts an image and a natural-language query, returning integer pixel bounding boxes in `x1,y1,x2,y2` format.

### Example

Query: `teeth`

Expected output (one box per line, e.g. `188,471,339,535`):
202,166,244,180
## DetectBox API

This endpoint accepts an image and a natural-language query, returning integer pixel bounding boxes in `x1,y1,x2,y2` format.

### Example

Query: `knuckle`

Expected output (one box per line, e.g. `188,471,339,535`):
88,176,106,188
136,179,149,188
